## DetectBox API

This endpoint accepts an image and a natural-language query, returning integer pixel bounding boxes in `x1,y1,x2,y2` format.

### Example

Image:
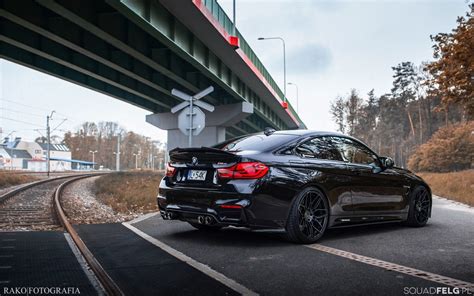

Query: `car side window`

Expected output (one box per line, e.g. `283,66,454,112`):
295,137,344,161
330,137,380,166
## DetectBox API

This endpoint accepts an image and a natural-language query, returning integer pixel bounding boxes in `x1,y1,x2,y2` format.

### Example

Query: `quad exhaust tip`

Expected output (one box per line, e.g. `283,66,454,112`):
197,215,214,225
161,211,176,220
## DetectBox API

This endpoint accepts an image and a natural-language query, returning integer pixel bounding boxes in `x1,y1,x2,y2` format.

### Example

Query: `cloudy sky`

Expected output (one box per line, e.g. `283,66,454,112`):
0,0,470,143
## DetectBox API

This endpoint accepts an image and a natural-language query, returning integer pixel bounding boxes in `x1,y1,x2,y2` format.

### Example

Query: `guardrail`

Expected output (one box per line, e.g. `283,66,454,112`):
201,0,302,125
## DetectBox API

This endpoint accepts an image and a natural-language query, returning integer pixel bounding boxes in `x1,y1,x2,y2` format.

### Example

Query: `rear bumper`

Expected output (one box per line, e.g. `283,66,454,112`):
157,178,287,229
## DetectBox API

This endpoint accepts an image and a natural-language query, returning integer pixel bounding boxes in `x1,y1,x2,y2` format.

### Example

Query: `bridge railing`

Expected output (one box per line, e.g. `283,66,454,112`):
202,0,302,127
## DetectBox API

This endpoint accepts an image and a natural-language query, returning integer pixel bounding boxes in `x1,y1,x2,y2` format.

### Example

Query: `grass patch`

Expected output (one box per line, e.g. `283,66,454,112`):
418,170,474,206
0,172,38,189
94,171,162,214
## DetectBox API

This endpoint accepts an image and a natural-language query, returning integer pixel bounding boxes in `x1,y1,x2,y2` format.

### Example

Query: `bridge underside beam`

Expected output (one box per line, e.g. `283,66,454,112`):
0,0,299,141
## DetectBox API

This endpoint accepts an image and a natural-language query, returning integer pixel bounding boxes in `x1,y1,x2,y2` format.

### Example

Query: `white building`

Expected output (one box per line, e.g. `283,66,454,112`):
0,146,32,170
2,138,72,171
36,143,72,171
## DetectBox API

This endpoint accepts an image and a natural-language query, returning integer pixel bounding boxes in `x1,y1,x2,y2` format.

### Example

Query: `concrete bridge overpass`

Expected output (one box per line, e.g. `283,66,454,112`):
0,0,305,149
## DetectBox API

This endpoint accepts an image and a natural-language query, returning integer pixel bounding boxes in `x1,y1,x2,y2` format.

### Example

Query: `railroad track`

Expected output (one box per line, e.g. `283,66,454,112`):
0,176,78,229
0,174,124,296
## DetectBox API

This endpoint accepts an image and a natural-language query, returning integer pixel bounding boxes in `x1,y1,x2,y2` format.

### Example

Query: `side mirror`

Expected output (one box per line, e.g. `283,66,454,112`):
380,157,394,169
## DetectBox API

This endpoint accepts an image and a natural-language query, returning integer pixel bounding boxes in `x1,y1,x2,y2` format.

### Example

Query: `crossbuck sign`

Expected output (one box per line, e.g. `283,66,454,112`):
170,86,215,147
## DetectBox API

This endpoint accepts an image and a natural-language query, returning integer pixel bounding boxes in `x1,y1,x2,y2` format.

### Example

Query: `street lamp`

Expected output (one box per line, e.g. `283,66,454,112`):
288,82,299,113
258,36,287,105
232,0,236,35
133,152,141,170
89,150,97,170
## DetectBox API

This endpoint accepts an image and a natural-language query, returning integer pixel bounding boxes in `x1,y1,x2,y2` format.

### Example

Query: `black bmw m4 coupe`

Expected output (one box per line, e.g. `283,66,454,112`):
158,130,432,243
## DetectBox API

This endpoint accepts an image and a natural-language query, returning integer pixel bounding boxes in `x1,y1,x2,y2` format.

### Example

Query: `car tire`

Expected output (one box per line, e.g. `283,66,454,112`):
285,187,329,244
188,222,222,231
404,186,431,227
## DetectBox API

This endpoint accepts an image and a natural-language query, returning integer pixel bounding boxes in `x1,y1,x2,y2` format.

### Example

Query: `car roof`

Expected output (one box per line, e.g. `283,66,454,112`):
273,130,345,137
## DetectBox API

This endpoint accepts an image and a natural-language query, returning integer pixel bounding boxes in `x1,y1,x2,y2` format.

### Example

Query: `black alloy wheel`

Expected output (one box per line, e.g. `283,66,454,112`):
286,187,329,243
406,186,431,227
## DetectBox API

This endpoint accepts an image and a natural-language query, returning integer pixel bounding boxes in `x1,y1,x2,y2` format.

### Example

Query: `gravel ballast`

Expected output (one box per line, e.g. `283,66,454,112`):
61,176,138,224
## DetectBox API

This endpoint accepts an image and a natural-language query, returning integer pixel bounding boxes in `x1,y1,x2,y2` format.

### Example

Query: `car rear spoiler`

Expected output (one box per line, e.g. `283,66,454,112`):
169,147,239,164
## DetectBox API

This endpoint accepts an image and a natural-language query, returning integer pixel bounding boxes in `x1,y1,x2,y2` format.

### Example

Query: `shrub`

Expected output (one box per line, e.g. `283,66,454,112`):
0,172,38,189
418,170,474,206
408,121,474,172
94,171,162,213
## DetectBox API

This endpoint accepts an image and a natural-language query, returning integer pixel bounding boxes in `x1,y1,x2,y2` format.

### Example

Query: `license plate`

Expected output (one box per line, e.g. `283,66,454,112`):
188,170,207,181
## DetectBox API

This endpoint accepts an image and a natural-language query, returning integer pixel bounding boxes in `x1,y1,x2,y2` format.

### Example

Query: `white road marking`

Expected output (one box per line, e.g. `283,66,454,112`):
64,233,105,296
0,280,10,284
127,212,159,224
0,246,14,249
307,244,474,292
0,266,11,269
2,239,16,242
123,222,259,296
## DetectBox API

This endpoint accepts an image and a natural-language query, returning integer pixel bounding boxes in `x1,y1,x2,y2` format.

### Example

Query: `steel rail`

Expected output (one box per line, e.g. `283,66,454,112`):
53,175,125,296
0,174,86,204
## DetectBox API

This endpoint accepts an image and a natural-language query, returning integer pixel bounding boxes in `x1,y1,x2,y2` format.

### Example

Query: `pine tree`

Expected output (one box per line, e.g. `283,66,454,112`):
426,4,474,120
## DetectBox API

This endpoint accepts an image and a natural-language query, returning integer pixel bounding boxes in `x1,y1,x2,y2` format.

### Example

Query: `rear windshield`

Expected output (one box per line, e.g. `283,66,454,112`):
214,134,298,152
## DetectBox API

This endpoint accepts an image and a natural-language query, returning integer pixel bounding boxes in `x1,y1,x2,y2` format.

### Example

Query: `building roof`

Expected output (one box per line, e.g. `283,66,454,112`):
5,149,32,159
2,137,21,149
38,143,70,152
49,157,95,165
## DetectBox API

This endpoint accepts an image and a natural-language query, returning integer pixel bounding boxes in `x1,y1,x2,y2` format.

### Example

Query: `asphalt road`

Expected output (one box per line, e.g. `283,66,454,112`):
78,196,473,296
2,196,473,296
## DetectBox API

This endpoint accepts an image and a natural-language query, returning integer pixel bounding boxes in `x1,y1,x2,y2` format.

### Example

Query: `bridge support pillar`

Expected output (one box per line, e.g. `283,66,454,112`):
146,102,253,151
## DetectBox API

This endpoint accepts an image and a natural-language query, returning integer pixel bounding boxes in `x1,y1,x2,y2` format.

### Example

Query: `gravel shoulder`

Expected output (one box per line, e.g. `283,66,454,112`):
61,176,138,224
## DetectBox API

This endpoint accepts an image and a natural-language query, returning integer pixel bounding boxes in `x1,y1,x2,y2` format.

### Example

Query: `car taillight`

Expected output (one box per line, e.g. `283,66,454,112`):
165,163,176,177
219,204,243,209
217,162,269,179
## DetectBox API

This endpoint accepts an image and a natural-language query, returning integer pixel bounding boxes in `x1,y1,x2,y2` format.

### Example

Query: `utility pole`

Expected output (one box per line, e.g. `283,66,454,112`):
152,155,158,171
89,150,97,170
10,145,13,171
6,131,16,171
46,111,55,177
113,134,121,171
188,94,194,148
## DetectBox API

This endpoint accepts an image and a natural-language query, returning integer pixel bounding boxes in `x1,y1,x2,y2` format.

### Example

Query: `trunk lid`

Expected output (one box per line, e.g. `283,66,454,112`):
168,147,240,186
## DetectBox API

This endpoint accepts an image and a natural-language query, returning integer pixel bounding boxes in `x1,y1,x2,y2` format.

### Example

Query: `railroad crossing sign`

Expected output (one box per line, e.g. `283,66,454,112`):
170,86,215,147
